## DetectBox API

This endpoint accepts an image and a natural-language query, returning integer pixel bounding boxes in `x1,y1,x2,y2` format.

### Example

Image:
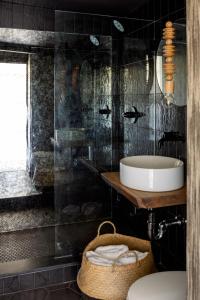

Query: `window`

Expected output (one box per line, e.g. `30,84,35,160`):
0,63,27,171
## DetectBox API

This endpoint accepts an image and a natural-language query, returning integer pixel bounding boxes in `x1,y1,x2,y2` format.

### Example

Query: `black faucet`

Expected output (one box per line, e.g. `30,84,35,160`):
158,131,185,148
99,105,111,119
123,106,145,124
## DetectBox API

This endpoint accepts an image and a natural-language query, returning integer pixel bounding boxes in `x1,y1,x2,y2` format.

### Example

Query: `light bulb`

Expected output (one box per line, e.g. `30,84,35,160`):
162,93,175,107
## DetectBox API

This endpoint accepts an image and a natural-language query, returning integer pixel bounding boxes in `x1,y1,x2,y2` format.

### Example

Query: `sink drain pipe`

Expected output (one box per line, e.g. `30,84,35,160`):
147,210,187,240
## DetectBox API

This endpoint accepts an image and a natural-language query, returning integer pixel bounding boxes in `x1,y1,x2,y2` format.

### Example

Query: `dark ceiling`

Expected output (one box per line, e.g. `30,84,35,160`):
5,0,151,17
3,0,186,21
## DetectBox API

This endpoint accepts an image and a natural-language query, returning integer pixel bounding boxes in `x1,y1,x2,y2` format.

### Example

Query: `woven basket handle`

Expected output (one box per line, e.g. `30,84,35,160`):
111,251,140,272
112,250,139,264
97,221,117,237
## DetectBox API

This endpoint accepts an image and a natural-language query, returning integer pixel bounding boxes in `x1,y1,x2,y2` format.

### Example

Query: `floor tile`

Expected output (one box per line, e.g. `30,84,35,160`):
0,283,97,300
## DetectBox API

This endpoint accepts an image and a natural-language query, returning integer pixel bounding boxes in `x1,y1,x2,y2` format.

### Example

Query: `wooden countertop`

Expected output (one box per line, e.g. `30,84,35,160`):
101,172,186,209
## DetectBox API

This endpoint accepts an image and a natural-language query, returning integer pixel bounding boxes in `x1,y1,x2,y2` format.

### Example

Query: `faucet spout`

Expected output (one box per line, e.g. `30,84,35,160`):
154,216,187,240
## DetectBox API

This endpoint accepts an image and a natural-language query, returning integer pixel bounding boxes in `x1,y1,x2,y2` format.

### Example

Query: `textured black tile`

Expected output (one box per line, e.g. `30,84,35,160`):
0,295,12,300
4,276,20,293
82,14,93,34
23,5,36,30
63,265,78,282
12,288,48,300
176,105,187,136
0,279,3,295
67,282,96,299
12,4,23,29
92,15,102,35
19,273,34,291
122,39,149,65
101,17,111,36
48,287,81,300
0,2,12,28
63,12,75,33
155,94,177,132
127,20,153,40
33,7,46,31
55,11,65,32
74,14,84,34
137,127,155,155
137,94,155,130
49,268,64,285
44,8,54,32
35,271,49,288
123,125,138,157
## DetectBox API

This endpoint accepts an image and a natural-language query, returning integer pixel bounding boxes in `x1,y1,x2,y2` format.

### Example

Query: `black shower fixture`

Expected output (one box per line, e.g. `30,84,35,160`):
158,131,185,148
123,106,145,124
99,105,111,119
99,105,111,118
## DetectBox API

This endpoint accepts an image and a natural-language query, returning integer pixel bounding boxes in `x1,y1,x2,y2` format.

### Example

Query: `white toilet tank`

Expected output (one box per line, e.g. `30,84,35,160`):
127,271,186,300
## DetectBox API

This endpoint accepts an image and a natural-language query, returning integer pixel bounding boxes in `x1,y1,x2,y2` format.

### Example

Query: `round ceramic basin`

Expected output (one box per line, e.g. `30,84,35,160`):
120,155,184,192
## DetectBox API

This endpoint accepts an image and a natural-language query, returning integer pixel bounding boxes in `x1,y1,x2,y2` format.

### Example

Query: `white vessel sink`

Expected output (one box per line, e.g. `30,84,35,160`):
120,155,184,192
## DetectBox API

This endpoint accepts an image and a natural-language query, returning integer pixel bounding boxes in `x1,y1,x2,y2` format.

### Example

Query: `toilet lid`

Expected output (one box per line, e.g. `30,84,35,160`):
127,271,186,300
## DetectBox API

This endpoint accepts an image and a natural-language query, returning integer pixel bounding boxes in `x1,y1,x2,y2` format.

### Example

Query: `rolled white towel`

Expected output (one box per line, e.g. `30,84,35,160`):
86,251,115,266
86,246,148,267
95,244,129,259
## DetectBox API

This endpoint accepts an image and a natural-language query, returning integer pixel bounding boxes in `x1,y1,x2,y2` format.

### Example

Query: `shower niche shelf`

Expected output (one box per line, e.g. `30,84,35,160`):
101,172,186,209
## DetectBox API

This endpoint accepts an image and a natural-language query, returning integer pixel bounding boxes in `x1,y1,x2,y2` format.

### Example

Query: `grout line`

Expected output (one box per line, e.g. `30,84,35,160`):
126,7,186,37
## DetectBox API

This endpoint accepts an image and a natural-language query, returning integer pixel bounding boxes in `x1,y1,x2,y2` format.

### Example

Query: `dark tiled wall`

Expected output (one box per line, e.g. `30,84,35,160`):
153,4,186,271
111,3,187,271
114,22,186,162
0,1,54,31
0,263,79,296
130,0,186,21
113,194,186,271
55,11,153,36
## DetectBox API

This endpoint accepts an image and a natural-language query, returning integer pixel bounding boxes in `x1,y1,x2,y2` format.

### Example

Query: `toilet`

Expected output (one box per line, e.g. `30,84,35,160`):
127,271,186,300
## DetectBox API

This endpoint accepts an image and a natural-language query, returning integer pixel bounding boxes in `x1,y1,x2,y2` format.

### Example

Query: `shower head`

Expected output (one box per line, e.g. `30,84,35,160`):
113,20,125,32
89,35,100,46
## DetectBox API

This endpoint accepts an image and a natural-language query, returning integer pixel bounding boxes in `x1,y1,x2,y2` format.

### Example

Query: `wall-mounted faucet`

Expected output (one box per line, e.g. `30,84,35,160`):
158,131,185,148
99,105,111,119
123,106,145,124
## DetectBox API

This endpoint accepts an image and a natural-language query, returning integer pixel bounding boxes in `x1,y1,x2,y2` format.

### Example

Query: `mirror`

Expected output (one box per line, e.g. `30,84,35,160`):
156,19,186,106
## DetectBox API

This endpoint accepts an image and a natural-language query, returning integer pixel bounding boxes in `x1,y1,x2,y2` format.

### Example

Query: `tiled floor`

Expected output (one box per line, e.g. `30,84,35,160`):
0,282,96,300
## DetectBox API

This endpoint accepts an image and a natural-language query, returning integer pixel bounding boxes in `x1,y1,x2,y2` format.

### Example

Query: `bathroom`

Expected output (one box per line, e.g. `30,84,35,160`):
0,0,197,298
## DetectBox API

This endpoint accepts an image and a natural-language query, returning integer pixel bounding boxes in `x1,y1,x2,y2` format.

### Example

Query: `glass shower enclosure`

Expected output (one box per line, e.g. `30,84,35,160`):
54,11,113,259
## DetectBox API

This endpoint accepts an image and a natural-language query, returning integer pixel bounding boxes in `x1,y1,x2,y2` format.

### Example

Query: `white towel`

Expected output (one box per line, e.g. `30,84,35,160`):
86,245,148,266
95,244,129,259
86,251,116,266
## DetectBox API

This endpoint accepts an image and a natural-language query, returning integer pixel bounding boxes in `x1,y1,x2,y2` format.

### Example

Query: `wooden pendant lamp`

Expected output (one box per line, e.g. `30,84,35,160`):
162,21,176,105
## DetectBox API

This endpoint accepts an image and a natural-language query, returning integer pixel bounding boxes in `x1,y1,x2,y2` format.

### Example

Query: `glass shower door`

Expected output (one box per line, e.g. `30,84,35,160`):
54,11,112,259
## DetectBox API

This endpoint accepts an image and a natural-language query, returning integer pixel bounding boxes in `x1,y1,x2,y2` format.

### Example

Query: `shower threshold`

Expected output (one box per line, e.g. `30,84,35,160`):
0,220,101,276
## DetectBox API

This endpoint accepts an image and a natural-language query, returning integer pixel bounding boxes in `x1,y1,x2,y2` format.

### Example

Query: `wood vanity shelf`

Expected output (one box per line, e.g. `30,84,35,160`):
101,172,186,209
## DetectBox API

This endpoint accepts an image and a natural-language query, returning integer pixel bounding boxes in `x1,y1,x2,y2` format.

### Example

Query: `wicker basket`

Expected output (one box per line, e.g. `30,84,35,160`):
77,221,155,300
